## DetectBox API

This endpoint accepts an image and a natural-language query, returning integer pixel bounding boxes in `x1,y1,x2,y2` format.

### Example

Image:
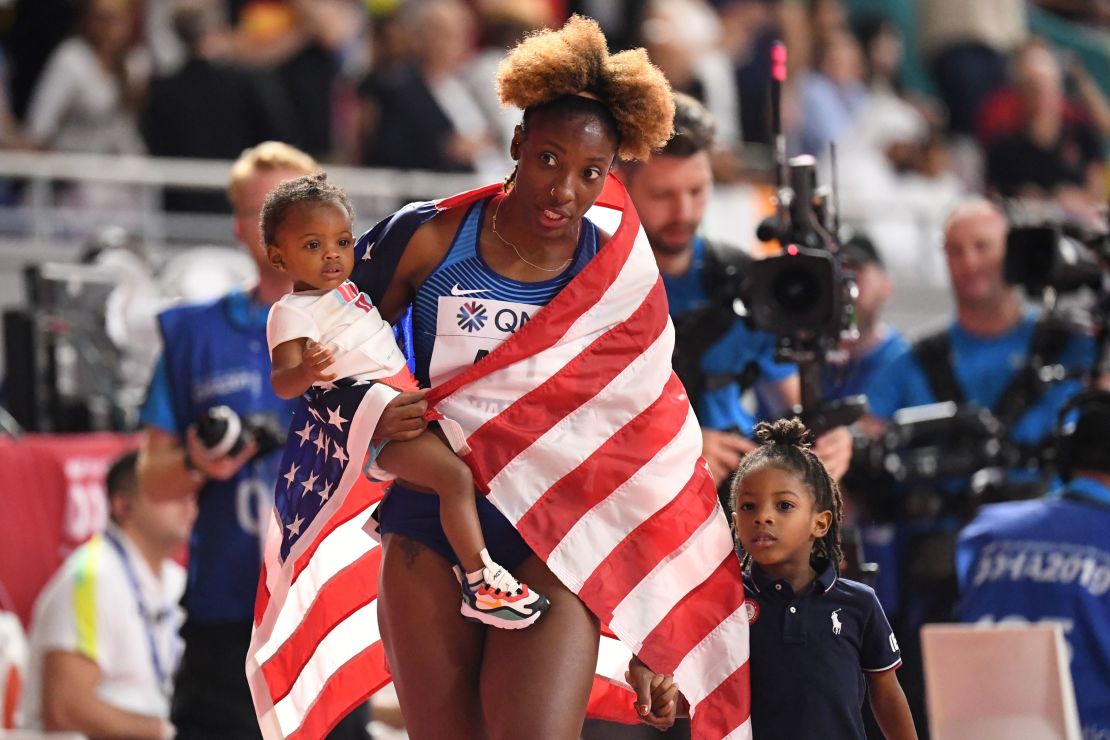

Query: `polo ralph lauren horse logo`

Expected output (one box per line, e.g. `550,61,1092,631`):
831,608,843,635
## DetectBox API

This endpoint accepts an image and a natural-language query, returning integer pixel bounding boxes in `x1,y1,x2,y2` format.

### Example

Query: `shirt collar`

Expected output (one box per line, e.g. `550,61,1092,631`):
224,287,271,331
748,558,838,595
1055,477,1110,507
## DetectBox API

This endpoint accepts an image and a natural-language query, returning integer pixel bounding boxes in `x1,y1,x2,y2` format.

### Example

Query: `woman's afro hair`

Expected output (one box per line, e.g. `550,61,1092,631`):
496,15,675,161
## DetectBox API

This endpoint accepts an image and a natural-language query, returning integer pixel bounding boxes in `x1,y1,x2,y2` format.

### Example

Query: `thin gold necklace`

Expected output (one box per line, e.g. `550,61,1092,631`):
492,196,574,273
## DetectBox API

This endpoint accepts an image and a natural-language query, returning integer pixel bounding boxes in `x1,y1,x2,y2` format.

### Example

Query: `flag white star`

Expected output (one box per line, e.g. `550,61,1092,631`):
308,406,323,421
326,406,348,431
282,462,300,488
317,380,338,391
361,241,375,261
353,377,372,385
286,514,304,536
294,420,313,447
332,442,348,465
300,470,319,495
314,430,329,454
317,481,333,503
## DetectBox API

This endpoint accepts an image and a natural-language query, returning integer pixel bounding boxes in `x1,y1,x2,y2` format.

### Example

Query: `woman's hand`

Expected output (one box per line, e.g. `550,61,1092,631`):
373,390,430,441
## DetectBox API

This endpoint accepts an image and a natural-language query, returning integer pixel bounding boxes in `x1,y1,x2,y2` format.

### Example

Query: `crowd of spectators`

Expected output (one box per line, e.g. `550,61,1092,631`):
0,0,1103,202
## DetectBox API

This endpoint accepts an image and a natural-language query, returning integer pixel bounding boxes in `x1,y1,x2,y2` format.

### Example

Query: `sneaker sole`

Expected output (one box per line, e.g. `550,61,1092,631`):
460,601,546,630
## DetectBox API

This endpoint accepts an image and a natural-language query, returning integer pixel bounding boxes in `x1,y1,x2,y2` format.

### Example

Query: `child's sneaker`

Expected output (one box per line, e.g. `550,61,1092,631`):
453,554,550,629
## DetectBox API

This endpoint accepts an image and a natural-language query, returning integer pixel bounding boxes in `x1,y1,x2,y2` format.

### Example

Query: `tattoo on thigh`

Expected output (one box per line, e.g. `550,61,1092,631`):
399,536,426,569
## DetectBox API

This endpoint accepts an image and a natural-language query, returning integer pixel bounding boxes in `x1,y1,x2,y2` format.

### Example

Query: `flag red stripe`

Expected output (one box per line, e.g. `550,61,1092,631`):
514,371,690,560
286,642,389,740
466,278,669,484
263,547,382,702
586,677,640,725
690,660,752,740
290,481,385,583
577,467,715,622
636,555,748,674
427,198,640,407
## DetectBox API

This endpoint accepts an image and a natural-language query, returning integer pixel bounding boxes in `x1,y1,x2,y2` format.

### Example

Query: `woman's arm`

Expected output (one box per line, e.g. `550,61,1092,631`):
270,338,336,400
867,669,917,740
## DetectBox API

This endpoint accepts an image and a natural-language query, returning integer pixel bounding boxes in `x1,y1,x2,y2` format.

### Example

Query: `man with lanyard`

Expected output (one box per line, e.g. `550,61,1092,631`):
22,451,195,738
621,92,852,497
136,142,337,740
957,390,1110,739
866,196,1094,728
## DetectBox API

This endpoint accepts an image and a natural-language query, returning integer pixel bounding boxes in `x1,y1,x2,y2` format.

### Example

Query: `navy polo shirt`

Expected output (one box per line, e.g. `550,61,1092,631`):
746,560,903,740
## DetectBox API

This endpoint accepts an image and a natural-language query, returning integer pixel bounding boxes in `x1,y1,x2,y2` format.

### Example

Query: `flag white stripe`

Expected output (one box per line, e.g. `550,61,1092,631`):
254,517,378,664
272,600,382,736
610,502,735,650
546,410,702,584
722,718,754,740
487,323,676,527
674,602,752,708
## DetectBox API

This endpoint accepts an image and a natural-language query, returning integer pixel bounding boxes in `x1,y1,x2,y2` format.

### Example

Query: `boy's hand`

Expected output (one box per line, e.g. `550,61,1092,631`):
303,340,338,382
626,655,679,730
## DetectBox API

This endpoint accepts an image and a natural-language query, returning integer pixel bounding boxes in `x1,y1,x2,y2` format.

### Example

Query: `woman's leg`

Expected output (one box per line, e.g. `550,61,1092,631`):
480,555,600,740
377,533,486,740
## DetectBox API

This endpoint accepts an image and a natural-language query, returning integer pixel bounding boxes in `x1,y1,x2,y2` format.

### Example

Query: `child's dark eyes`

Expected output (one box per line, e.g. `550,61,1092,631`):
338,238,350,248
583,167,601,181
738,502,755,512
305,240,320,250
540,152,557,167
777,501,795,511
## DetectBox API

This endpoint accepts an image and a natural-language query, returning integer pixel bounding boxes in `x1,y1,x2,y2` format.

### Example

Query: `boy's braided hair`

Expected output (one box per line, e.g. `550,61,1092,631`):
728,418,844,571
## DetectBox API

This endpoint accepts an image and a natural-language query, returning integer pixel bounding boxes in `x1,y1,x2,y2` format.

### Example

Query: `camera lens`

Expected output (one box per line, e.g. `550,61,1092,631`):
773,266,819,315
195,405,249,458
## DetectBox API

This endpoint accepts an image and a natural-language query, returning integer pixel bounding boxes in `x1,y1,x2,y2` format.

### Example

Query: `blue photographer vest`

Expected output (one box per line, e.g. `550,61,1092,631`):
143,290,297,622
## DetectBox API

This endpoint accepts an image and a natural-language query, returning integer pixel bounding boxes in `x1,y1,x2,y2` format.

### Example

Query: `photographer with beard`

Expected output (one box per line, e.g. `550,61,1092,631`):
865,197,1094,730
621,93,852,500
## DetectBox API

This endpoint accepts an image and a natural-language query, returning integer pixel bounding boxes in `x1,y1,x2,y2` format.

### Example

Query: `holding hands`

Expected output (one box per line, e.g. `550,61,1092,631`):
626,655,684,731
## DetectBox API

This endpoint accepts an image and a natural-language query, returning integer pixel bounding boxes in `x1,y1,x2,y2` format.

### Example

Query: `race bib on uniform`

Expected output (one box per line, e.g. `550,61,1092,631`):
429,295,545,412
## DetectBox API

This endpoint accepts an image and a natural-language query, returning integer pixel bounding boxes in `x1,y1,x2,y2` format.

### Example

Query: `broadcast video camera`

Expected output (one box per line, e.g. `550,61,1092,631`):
744,153,866,435
846,402,1048,522
1005,220,1109,385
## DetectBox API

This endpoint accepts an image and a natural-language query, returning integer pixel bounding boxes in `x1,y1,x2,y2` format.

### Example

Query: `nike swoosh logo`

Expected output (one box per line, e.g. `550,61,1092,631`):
451,283,491,296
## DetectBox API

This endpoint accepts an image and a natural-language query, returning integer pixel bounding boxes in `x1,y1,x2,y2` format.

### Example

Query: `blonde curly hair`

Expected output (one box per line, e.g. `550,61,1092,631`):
497,15,675,161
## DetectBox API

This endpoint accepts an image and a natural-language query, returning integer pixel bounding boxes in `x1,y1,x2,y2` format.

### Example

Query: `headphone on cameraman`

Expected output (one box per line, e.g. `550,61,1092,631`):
1053,389,1110,482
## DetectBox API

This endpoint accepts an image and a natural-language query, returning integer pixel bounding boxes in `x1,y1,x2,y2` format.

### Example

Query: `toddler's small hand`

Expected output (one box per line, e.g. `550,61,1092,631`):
303,340,338,381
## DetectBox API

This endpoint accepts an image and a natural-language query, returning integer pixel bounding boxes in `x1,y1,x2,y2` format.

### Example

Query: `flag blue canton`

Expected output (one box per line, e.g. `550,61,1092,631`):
275,379,371,560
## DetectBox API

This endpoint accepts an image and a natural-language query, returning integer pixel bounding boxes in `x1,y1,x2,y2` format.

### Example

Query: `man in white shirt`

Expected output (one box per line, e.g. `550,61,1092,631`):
21,451,196,738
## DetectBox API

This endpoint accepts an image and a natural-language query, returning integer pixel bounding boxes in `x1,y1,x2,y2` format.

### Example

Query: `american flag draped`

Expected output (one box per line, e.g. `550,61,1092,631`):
246,177,752,740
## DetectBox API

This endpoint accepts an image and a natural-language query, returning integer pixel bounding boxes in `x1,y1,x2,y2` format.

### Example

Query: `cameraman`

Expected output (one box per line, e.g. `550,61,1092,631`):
956,390,1110,739
869,197,1093,490
622,93,852,491
866,196,1094,729
822,233,908,610
136,143,370,739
